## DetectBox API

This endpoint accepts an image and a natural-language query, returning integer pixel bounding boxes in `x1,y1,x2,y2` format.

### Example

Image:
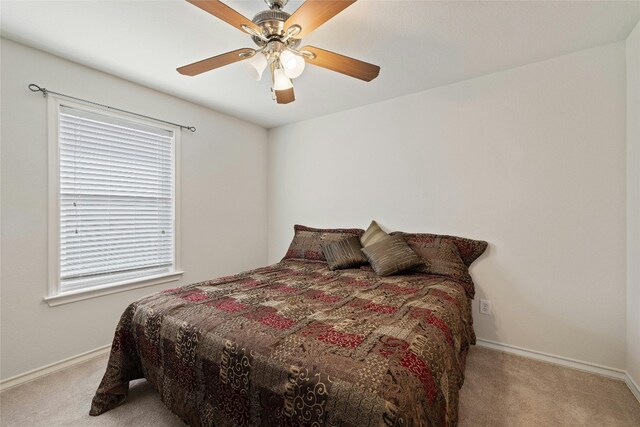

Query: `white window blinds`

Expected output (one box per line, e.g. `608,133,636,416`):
58,106,175,293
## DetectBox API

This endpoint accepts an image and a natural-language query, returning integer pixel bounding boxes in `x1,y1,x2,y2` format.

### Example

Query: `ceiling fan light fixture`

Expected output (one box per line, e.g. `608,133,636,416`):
179,0,380,103
242,52,268,81
273,68,293,90
280,50,305,79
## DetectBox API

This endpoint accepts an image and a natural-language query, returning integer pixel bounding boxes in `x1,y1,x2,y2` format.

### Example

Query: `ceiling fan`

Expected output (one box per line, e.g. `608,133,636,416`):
177,0,381,104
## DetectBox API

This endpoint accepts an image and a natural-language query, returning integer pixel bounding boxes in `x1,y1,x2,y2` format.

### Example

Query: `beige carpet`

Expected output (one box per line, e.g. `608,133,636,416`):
1,346,639,426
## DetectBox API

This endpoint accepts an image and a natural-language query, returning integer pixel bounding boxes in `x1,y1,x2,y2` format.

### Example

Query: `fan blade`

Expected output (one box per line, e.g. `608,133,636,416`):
275,87,295,104
285,0,356,38
177,48,255,76
186,0,261,34
301,46,380,81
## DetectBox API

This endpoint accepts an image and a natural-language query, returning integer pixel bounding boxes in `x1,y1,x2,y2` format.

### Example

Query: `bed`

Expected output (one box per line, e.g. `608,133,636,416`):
90,226,486,427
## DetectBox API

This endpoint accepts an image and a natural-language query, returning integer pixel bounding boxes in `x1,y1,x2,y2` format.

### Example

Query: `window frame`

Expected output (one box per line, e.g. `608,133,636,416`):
45,96,182,307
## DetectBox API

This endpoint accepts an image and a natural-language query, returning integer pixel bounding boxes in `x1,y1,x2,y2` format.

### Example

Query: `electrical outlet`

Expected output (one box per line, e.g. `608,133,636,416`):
479,299,492,315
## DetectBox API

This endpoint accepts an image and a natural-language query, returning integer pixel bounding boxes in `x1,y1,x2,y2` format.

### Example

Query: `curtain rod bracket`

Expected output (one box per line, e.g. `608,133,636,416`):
29,83,48,97
27,83,196,132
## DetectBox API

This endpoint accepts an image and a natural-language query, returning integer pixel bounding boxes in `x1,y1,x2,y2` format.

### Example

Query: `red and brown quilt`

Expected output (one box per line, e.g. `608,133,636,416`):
90,260,476,426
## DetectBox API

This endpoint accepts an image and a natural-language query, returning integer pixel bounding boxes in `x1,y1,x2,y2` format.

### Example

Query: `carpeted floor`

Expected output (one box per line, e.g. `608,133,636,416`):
1,346,639,426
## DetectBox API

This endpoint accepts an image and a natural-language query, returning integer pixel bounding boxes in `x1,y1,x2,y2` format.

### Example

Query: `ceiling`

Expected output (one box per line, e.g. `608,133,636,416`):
2,1,639,128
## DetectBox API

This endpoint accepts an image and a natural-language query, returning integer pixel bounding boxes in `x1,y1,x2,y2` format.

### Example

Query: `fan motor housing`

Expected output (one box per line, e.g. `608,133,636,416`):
252,9,301,48
253,9,289,35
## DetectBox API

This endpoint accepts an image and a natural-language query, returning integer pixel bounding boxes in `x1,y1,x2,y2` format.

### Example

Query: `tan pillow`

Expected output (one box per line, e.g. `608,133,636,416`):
361,220,390,247
322,236,369,270
362,235,423,276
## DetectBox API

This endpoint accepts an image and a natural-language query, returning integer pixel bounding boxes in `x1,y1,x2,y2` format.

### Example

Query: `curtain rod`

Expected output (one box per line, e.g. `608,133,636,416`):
28,84,196,133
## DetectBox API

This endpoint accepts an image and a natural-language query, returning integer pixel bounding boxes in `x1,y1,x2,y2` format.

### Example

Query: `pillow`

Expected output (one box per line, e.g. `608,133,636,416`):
390,231,487,266
362,235,424,276
410,238,473,283
322,236,369,270
283,225,365,262
361,220,390,247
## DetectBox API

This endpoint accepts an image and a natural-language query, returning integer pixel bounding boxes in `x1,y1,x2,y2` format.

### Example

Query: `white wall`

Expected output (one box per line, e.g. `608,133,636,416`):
268,43,627,369
1,34,634,382
627,21,640,385
0,38,268,380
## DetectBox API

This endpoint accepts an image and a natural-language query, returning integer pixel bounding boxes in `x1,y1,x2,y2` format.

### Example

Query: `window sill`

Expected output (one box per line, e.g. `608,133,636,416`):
44,271,184,307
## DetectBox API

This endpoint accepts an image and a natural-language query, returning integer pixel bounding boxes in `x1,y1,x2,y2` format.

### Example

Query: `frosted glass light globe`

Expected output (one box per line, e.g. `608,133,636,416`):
280,50,305,79
273,68,293,90
242,52,268,81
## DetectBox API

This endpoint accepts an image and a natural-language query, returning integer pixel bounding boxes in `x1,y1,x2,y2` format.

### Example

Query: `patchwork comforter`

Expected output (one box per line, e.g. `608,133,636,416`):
90,260,476,426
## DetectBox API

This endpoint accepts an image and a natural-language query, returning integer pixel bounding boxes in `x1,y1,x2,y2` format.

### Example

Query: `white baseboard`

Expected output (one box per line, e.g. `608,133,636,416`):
626,373,640,403
0,344,111,392
475,338,640,402
475,338,626,380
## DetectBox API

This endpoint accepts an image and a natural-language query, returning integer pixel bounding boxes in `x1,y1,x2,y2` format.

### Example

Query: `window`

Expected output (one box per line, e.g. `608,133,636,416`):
46,98,182,306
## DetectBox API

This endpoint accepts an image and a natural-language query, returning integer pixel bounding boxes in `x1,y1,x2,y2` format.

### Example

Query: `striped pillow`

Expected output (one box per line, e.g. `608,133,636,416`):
362,235,424,276
322,236,369,270
361,220,390,247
